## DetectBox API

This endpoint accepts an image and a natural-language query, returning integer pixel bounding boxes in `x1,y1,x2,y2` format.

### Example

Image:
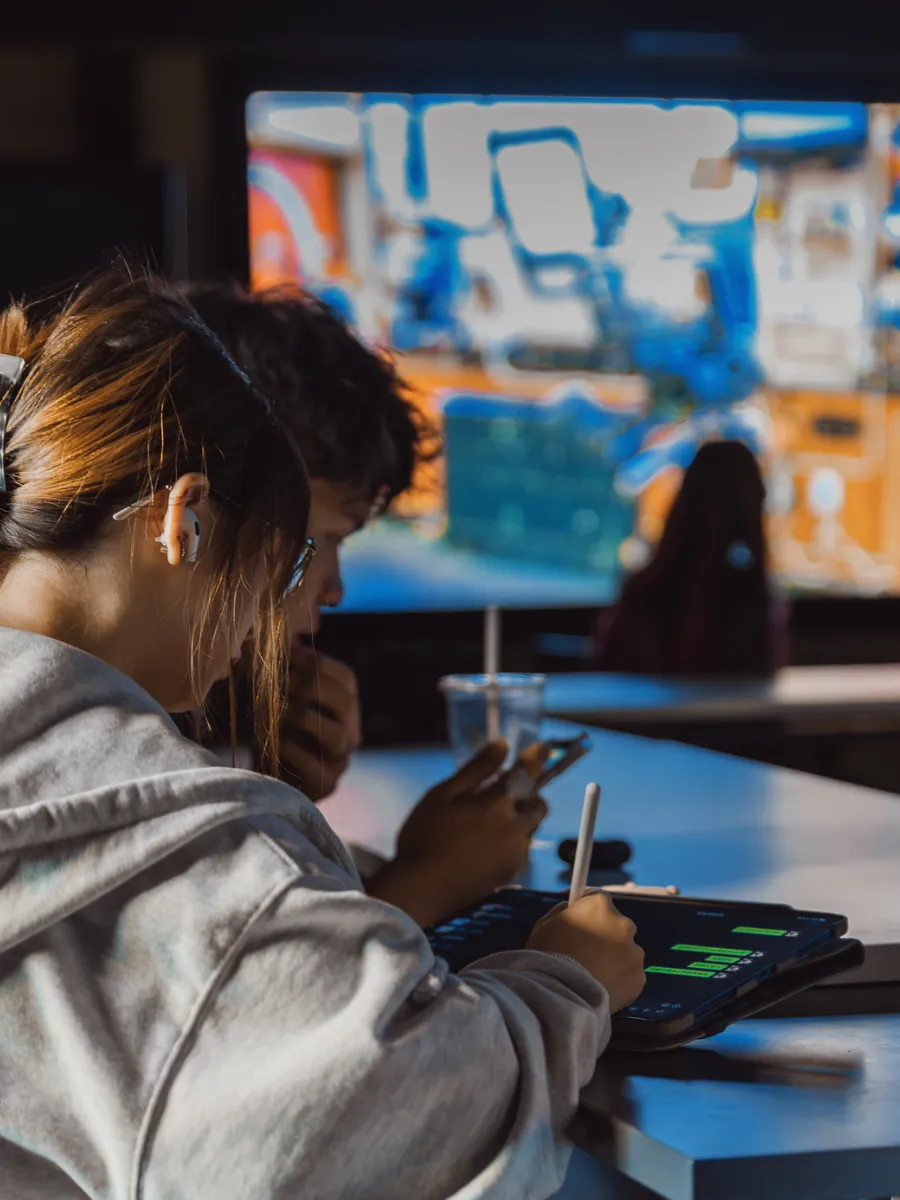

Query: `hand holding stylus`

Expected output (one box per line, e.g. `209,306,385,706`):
528,780,646,1012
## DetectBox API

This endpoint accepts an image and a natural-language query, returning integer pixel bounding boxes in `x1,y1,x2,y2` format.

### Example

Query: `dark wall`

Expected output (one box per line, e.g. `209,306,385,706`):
5,18,900,282
0,46,207,285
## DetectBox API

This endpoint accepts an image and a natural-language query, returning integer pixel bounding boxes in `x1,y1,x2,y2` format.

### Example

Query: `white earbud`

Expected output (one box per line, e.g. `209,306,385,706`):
155,507,201,564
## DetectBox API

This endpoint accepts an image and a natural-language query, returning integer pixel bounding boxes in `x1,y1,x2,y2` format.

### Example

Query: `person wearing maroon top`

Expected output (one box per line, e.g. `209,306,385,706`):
597,440,789,678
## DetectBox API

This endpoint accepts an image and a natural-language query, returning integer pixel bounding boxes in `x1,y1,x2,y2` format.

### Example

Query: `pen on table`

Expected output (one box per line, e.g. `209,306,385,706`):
603,884,680,896
568,782,601,906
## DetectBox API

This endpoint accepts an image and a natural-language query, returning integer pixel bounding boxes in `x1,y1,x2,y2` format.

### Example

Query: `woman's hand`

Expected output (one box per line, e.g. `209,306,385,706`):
367,740,549,928
279,646,362,801
528,892,646,1012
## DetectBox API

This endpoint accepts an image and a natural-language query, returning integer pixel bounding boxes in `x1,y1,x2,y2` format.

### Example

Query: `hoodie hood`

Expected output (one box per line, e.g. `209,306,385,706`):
0,626,356,955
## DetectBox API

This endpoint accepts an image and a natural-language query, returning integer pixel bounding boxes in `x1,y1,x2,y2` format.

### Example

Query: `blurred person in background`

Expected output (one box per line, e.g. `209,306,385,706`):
596,440,788,678
0,267,644,1200
182,282,549,927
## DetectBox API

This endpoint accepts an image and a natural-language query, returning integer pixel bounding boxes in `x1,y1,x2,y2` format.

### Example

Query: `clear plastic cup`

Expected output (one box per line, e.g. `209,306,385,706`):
439,673,547,766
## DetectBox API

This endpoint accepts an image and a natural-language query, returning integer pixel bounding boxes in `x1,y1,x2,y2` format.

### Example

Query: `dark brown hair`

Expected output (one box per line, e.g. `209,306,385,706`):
0,264,310,769
180,281,438,505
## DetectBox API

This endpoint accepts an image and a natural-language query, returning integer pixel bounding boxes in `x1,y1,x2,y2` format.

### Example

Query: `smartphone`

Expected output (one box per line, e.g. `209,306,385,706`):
536,731,592,789
501,731,593,802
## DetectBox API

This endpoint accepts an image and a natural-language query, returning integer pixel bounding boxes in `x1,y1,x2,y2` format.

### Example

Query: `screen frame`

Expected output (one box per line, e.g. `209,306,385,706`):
210,39,900,281
209,48,900,619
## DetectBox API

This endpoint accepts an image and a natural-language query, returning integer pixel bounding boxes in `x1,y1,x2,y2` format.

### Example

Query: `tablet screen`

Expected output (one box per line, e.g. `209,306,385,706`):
427,891,845,1023
612,895,844,1022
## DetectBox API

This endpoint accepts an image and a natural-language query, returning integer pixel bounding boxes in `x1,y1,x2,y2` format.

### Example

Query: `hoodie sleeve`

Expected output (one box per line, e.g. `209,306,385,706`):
140,882,610,1200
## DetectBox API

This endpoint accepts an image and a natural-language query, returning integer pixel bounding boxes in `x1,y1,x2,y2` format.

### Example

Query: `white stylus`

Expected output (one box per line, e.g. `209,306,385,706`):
568,782,601,906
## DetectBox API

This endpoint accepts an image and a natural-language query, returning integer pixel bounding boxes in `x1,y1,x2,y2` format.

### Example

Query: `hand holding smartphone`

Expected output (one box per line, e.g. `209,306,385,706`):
503,731,593,803
536,732,593,789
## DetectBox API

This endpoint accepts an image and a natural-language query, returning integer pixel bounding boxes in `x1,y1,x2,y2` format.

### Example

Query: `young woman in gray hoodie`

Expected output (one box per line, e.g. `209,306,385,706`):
0,267,645,1200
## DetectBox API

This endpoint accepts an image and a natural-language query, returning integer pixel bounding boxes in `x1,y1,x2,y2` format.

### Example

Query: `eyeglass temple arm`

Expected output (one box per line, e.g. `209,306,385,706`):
112,495,156,522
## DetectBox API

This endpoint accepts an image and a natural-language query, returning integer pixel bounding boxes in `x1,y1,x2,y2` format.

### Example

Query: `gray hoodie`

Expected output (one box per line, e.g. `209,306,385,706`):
0,627,610,1200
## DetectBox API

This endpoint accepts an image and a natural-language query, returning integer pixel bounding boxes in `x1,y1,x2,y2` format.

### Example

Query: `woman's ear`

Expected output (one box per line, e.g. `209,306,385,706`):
159,473,210,566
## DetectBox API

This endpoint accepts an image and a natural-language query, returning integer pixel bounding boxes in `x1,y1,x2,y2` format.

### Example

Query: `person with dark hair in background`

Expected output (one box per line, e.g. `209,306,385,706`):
181,282,551,928
597,439,787,678
0,266,644,1200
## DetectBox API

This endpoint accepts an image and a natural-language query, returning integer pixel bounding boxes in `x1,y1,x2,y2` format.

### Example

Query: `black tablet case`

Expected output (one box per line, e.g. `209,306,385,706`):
426,890,865,1052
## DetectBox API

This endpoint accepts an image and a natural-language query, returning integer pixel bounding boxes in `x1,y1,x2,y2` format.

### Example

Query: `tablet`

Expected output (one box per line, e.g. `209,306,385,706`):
427,889,864,1049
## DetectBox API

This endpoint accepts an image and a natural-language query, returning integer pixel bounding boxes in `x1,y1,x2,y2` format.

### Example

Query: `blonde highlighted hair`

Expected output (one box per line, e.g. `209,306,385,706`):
0,264,310,771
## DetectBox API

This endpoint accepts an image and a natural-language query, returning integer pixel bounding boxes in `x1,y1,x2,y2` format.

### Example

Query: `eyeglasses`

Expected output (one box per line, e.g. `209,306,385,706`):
368,484,391,523
283,537,317,597
112,490,317,600
0,353,26,494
